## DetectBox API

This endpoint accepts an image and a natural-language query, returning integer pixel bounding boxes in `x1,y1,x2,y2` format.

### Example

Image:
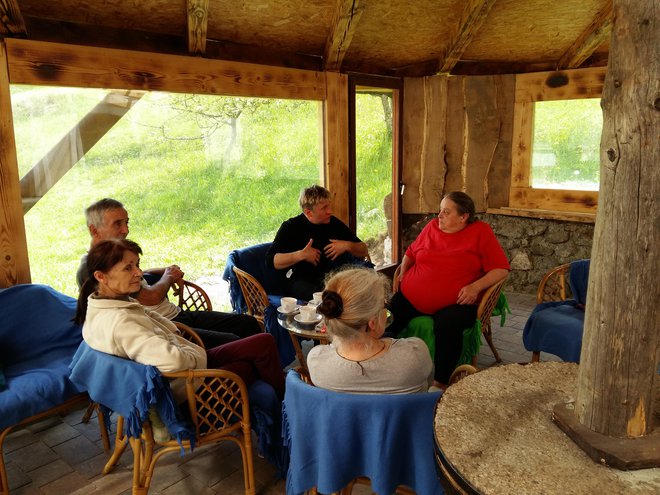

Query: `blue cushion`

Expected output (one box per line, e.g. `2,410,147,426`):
522,301,585,363
0,284,86,430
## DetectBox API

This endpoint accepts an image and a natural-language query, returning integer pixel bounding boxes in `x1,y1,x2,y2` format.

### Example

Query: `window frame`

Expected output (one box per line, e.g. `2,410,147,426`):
509,67,606,215
348,74,403,268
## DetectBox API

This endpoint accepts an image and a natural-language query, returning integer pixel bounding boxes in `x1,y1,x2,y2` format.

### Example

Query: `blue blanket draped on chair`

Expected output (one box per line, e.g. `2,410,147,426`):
70,342,288,474
282,371,443,495
522,259,590,362
69,342,194,446
224,242,374,368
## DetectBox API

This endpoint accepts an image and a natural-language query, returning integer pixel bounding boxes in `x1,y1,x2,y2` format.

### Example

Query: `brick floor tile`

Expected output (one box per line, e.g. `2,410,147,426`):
74,451,113,479
52,434,104,466
163,473,218,494
148,464,189,492
25,417,61,434
208,468,249,494
9,482,42,495
68,469,133,495
6,460,30,491
72,416,105,444
38,421,81,447
3,428,40,453
39,470,90,495
26,459,73,488
7,440,58,472
179,447,239,487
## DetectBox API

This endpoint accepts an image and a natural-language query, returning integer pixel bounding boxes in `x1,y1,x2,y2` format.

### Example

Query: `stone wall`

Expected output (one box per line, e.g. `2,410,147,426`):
402,213,594,295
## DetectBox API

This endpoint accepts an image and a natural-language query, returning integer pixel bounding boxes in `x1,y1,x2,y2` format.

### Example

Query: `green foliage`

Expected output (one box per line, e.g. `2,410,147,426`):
355,93,392,241
13,86,393,303
531,99,602,190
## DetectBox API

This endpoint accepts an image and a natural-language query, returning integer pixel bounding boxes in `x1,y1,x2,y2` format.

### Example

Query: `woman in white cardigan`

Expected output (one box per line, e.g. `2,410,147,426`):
75,238,284,399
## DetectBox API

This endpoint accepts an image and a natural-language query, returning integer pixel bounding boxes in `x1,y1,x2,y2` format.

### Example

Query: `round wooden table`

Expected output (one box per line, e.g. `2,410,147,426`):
277,307,329,379
433,362,660,494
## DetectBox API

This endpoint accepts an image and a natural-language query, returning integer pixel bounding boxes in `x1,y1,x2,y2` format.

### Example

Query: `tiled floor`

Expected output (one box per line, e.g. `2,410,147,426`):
4,292,554,495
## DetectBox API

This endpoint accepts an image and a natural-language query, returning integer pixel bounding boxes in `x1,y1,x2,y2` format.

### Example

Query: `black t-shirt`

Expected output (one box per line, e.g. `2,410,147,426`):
266,213,361,284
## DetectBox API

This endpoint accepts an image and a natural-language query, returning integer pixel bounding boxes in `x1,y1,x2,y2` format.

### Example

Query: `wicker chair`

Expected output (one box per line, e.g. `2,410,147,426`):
448,364,479,386
102,323,256,495
231,266,269,329
528,262,580,363
392,266,506,364
172,279,213,312
536,263,573,304
476,279,506,364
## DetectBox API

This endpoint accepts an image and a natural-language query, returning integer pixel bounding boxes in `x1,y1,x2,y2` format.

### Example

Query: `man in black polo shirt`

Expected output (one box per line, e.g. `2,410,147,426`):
266,185,369,300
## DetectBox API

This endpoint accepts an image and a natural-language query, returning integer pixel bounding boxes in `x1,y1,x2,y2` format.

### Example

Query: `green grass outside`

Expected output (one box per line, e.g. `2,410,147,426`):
16,86,393,306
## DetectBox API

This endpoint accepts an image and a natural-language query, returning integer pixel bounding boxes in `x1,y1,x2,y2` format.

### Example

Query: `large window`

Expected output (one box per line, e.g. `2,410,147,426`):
509,67,605,217
12,85,322,308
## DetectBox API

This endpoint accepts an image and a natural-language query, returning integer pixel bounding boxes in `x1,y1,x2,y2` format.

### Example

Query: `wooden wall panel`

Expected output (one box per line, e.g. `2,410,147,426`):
324,72,349,224
0,41,30,287
402,76,447,213
443,76,466,196
441,74,514,212
463,75,515,211
486,74,515,208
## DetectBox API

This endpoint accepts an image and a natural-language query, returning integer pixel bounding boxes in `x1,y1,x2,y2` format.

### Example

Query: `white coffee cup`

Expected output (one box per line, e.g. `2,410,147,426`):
299,305,317,321
312,291,323,304
281,297,297,312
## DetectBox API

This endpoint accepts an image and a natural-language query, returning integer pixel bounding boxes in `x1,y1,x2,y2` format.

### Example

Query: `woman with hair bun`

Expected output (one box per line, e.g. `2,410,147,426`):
308,268,433,394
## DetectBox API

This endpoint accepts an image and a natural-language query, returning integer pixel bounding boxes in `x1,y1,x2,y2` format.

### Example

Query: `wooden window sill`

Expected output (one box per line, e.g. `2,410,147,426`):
486,207,596,224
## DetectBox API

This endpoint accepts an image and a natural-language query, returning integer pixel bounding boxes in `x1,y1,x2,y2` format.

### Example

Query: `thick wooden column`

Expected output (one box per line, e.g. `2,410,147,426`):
0,40,30,287
552,0,659,470
576,0,658,438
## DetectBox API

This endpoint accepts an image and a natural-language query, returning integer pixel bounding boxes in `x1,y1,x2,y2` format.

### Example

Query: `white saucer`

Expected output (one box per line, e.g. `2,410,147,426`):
294,313,322,324
277,305,300,315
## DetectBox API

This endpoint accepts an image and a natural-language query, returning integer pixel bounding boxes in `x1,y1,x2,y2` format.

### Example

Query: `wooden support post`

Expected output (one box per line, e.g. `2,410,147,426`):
552,0,659,469
324,71,350,224
0,40,30,287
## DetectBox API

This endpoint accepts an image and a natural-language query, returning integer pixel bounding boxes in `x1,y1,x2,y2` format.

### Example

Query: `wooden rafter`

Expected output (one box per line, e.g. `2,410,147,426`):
557,1,612,69
20,90,144,213
323,0,364,72
187,0,209,55
438,0,497,74
0,0,27,36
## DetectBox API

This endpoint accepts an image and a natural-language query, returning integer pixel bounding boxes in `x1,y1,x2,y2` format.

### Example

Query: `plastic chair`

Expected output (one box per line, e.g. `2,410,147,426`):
70,331,256,495
232,266,269,329
173,279,213,312
282,371,443,495
523,259,590,363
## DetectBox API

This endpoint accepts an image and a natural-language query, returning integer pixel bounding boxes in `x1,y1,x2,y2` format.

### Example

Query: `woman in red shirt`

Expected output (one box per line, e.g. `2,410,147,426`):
388,192,510,389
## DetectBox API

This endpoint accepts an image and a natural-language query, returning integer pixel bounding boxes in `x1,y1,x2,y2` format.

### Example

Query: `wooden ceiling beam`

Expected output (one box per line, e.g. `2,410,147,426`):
438,0,497,74
0,0,27,36
5,38,326,100
323,0,364,72
21,16,323,72
557,1,612,69
187,0,209,55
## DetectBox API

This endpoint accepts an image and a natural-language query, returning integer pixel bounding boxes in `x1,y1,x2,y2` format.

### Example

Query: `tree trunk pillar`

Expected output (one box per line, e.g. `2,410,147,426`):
575,0,659,438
